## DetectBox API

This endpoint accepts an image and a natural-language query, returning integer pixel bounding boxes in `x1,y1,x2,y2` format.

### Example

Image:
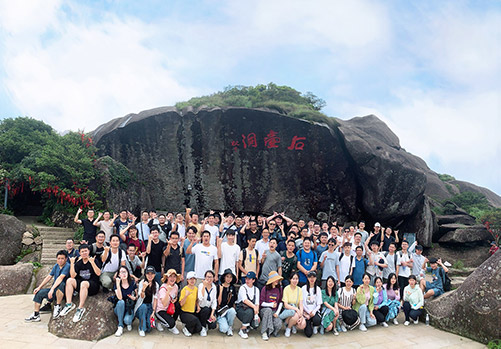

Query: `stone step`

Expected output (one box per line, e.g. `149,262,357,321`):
36,226,74,232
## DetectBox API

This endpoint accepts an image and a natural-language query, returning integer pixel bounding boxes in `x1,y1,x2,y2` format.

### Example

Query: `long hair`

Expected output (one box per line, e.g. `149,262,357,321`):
386,273,399,291
119,266,133,285
324,276,337,297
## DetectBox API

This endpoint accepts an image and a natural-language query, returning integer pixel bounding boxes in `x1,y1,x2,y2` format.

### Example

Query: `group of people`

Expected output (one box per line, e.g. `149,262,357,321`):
25,208,451,340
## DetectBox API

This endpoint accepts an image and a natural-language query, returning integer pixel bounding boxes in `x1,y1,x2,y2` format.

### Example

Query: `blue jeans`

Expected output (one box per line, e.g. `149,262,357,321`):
357,304,377,327
114,300,134,327
217,307,236,333
136,303,153,332
33,282,65,304
279,309,296,320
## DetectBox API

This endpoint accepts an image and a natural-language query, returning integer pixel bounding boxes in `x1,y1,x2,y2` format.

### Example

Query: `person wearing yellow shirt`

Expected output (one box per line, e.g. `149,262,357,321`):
179,271,202,336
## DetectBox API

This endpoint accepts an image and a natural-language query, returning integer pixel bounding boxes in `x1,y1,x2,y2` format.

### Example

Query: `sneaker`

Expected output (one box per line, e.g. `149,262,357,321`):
25,312,41,322
200,327,207,337
115,326,123,337
313,326,318,335
341,325,347,332
40,303,52,313
72,308,85,323
359,324,367,332
285,327,291,338
138,329,145,337
59,303,75,317
168,326,179,335
127,324,132,331
182,326,192,337
238,329,248,339
333,328,339,336
382,322,389,328
319,326,325,335
393,318,399,325
413,319,419,325
52,304,61,319
262,332,269,341
156,322,164,332
291,326,297,334
404,321,410,326
227,327,233,336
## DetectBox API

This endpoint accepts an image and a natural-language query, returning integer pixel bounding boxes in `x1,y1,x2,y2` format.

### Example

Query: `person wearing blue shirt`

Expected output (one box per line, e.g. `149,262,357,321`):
420,257,449,298
25,250,70,322
296,236,318,286
182,226,198,285
352,246,368,288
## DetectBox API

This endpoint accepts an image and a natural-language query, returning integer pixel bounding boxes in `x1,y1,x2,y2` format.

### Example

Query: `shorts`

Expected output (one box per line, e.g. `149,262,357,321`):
76,279,100,296
425,281,443,297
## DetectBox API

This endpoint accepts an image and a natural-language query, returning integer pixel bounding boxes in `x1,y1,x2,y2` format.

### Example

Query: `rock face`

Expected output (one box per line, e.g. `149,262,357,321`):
0,214,26,265
425,251,501,343
438,225,492,244
48,291,118,341
92,107,501,247
0,263,33,295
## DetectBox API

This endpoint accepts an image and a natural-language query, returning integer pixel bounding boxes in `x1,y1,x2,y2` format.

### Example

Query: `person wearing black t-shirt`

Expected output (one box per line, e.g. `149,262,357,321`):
74,208,98,244
146,227,166,286
163,231,185,278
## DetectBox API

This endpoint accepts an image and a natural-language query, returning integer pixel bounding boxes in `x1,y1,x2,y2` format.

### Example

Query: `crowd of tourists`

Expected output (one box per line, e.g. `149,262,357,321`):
25,208,451,340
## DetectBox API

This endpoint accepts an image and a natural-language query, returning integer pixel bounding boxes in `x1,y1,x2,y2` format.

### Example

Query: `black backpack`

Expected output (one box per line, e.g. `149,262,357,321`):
439,267,452,292
102,248,124,270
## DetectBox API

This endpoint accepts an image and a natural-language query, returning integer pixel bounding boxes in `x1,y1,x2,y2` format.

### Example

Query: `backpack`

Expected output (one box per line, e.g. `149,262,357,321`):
102,248,124,270
339,253,354,272
438,267,451,292
242,248,259,269
384,252,397,271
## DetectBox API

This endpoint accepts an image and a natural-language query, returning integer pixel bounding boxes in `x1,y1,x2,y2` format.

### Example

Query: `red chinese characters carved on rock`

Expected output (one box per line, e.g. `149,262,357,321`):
264,130,280,148
287,136,306,150
231,131,306,151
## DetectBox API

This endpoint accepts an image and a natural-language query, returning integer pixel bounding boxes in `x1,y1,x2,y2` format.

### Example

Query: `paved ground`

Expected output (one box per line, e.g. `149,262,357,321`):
0,295,485,349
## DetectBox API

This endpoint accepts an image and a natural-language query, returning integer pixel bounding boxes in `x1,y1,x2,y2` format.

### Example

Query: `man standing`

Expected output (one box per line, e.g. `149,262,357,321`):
397,240,413,298
357,221,369,245
136,211,151,243
255,229,270,257
217,229,240,279
201,213,219,246
185,208,201,237
74,208,97,244
319,238,340,288
153,213,172,243
100,234,126,291
93,211,114,243
238,236,259,284
257,237,282,289
146,227,167,285
352,246,368,288
186,230,219,285
65,238,80,258
163,231,185,279
296,237,318,287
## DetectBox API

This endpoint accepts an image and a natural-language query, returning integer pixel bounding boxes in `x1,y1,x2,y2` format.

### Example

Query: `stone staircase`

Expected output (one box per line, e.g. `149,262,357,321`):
39,226,75,265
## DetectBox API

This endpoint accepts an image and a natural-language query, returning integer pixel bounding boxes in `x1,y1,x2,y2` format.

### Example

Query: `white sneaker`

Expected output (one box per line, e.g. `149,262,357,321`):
393,318,399,325
238,329,248,339
25,312,41,322
341,325,347,332
115,326,123,337
53,304,61,319
227,327,233,336
59,303,75,317
333,328,339,336
262,332,269,341
127,324,132,331
168,326,179,335
182,326,192,337
291,326,297,334
313,326,318,335
404,321,410,326
359,324,367,332
72,308,85,323
156,322,164,332
382,322,389,328
138,330,145,337
285,327,291,337
413,319,419,325
200,327,207,337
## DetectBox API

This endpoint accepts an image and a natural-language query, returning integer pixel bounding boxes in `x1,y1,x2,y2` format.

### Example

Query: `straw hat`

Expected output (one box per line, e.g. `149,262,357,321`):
163,269,182,283
266,270,283,285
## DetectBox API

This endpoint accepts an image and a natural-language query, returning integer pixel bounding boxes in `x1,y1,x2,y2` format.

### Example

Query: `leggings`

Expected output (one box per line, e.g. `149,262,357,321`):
402,301,422,321
198,306,217,330
373,305,389,323
304,313,322,338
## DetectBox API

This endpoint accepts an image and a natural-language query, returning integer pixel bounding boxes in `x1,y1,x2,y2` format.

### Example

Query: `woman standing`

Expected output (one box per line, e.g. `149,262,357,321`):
302,271,322,337
259,270,283,340
197,270,218,336
402,275,424,325
179,271,203,336
114,266,137,336
155,269,181,334
217,269,237,336
134,266,159,336
279,273,306,337
353,273,377,332
236,271,260,339
320,276,339,335
372,277,389,327
383,273,400,325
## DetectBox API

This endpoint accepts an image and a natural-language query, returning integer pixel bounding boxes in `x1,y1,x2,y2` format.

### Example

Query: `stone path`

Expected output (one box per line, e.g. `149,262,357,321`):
0,295,485,349
39,226,75,265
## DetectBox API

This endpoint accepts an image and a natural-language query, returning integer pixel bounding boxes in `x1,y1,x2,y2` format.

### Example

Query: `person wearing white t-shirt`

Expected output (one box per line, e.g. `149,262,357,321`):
171,213,186,238
93,211,114,243
255,229,270,257
217,230,240,277
201,214,219,246
397,240,413,299
338,243,354,286
186,231,219,285
100,234,126,290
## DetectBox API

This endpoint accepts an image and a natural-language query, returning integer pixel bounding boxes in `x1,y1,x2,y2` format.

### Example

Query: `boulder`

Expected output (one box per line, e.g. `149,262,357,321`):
19,250,42,264
48,291,118,341
51,211,79,229
22,237,34,245
23,232,34,239
438,225,492,244
0,214,26,265
425,251,501,344
436,214,477,226
0,263,34,295
35,265,53,287
428,244,490,268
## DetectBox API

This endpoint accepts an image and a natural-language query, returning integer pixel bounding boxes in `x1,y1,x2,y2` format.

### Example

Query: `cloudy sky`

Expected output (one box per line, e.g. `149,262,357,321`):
0,0,500,195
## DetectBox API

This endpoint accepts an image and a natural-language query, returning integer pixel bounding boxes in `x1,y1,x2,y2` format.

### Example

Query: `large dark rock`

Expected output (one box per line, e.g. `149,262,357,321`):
438,225,492,244
48,291,118,341
436,214,477,226
0,263,33,295
0,214,26,265
425,251,501,343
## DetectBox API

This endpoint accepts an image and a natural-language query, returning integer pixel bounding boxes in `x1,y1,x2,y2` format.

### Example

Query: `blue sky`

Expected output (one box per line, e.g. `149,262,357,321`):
0,0,500,195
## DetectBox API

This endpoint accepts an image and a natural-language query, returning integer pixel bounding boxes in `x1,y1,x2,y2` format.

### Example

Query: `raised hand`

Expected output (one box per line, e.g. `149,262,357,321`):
69,256,76,264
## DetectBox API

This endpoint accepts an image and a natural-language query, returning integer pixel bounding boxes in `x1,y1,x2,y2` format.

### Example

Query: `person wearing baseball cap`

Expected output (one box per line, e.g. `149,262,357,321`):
217,269,238,336
236,271,260,339
302,271,322,337
135,266,160,336
179,271,203,336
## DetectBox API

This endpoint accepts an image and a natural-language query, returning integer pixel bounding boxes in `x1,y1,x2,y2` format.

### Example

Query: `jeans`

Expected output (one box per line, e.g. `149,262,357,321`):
279,309,296,320
217,307,236,333
33,283,65,304
357,304,377,327
402,301,422,321
136,303,153,332
114,300,134,327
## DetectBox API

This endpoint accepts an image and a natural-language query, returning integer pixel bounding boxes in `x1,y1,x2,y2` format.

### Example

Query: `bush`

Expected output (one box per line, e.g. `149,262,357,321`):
438,173,456,182
74,227,84,242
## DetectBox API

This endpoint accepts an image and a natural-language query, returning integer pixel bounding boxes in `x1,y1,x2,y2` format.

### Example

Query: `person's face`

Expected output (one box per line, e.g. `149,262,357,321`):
171,234,179,245
268,222,276,230
371,244,378,252
290,226,298,233
227,234,235,243
119,268,128,280
87,210,94,219
308,275,316,285
159,215,166,224
120,211,127,219
151,230,159,240
110,237,120,248
262,230,270,239
249,239,256,248
79,248,89,258
356,248,363,257
269,239,277,250
188,277,196,286
363,275,370,285
202,233,210,244
214,216,220,225
275,217,283,225
385,228,392,235
166,213,173,220
308,221,314,228
187,230,196,241
416,249,422,255
129,229,137,238
208,216,215,225
430,262,438,270
257,216,264,224
298,220,305,228
320,235,328,244
291,274,299,286
127,246,136,257
359,222,365,230
322,223,329,231
301,228,308,237
328,241,336,251
225,274,233,284
344,229,350,236
345,278,353,288
246,277,255,287
354,235,361,244
176,214,183,223
374,226,380,232
168,274,177,285
146,272,155,282
389,244,396,253
103,212,110,220
344,245,351,253
96,234,105,244
349,226,355,233
142,212,149,221
303,240,311,250
327,278,335,289
205,273,214,284
314,224,321,233
235,217,242,226
402,242,409,250
330,226,337,234
287,241,295,252
409,278,416,287
390,275,397,285
375,279,382,288
192,214,199,224
56,254,67,266
66,240,74,250
250,221,257,230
